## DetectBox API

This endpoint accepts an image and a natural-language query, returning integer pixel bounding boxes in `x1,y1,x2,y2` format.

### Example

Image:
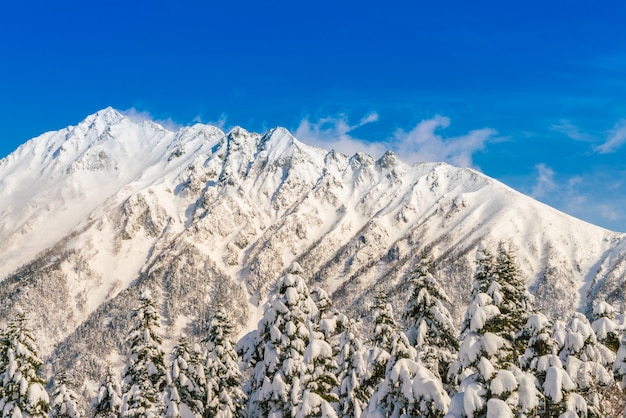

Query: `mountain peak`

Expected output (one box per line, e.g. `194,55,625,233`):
80,107,126,128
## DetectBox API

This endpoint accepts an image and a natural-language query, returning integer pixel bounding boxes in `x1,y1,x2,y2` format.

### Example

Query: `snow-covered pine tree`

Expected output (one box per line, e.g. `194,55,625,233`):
559,311,615,417
362,291,415,417
450,245,539,417
402,262,458,388
363,358,450,418
615,333,626,389
51,372,82,418
493,242,534,359
240,263,322,418
93,366,122,418
591,301,621,353
0,309,50,418
297,329,339,418
120,290,167,418
335,319,368,418
165,337,205,418
519,312,582,417
203,308,246,418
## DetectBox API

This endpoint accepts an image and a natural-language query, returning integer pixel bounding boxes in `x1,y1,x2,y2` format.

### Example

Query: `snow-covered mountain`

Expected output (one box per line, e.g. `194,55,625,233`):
0,108,625,386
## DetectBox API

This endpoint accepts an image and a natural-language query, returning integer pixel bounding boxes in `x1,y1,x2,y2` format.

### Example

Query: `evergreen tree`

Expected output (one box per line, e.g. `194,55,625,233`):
615,334,626,390
451,245,539,417
120,290,167,418
336,319,368,418
93,366,122,418
559,311,615,417
362,291,415,417
402,262,458,388
204,308,246,418
297,331,339,418
0,309,50,418
51,373,82,418
519,313,581,417
165,337,205,418
363,358,451,417
241,263,331,418
590,301,621,353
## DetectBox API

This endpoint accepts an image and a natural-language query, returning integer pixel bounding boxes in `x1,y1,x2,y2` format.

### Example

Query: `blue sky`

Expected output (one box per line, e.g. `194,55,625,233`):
1,1,626,231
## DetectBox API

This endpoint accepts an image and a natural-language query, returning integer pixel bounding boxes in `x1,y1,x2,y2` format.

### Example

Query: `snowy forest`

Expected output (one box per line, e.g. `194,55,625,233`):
1,244,626,418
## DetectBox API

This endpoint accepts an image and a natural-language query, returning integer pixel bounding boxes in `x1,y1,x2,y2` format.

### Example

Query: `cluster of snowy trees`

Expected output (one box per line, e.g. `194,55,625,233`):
1,243,626,417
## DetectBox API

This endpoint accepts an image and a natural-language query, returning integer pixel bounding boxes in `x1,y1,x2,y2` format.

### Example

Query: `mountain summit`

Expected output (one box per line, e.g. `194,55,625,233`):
0,108,624,388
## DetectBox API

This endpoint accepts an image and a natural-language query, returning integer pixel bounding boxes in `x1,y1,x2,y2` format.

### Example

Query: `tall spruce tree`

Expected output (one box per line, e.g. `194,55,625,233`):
50,373,82,418
240,263,334,418
0,309,50,418
559,312,615,417
93,366,122,418
362,291,415,417
120,290,167,418
402,262,458,388
204,308,246,418
363,358,451,418
165,337,205,418
336,319,368,418
451,245,539,417
615,334,626,390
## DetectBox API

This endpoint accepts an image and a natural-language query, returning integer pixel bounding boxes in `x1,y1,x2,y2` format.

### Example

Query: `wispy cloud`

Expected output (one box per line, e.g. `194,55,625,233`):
529,163,626,230
194,113,229,131
595,119,626,154
122,108,181,131
294,113,387,158
295,113,497,168
550,120,594,142
530,163,557,199
392,115,496,167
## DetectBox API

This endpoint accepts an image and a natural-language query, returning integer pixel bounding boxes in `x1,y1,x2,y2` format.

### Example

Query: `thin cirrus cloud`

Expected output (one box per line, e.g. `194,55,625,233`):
294,113,388,159
595,119,626,154
530,163,624,228
295,113,497,168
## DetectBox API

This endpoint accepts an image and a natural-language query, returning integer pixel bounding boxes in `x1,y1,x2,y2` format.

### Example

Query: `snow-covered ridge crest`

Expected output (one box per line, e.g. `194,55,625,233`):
0,107,624,385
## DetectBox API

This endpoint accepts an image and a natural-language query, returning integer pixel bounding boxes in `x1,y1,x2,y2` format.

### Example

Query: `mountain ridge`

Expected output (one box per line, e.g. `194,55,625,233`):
0,108,624,390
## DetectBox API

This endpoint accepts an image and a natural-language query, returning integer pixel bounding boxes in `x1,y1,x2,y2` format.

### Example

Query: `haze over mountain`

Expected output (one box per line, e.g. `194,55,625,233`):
0,108,624,392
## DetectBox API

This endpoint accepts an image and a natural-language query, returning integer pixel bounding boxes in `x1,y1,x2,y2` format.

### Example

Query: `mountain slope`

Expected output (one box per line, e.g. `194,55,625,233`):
0,108,624,388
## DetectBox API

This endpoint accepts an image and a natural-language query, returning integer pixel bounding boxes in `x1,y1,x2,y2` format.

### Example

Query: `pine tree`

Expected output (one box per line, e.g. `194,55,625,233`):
120,290,167,418
165,337,205,418
559,311,615,417
204,308,246,418
241,263,324,418
451,245,538,417
402,262,458,388
297,330,339,418
362,291,415,417
615,334,626,390
51,373,82,418
519,313,578,417
363,359,450,418
0,309,50,418
591,301,621,353
93,366,122,418
336,319,368,418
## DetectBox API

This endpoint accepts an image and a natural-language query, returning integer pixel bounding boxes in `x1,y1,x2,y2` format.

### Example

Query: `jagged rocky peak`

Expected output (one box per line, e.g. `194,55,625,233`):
376,150,399,169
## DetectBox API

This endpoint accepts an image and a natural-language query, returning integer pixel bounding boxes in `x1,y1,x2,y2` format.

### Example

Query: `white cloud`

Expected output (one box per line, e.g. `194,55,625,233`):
550,120,593,142
595,119,626,154
121,108,181,131
295,113,497,167
294,113,387,158
392,115,496,167
530,163,557,199
529,164,626,231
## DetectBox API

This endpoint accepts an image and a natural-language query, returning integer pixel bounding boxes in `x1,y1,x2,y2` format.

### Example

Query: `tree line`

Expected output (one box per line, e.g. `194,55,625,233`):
1,243,625,417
